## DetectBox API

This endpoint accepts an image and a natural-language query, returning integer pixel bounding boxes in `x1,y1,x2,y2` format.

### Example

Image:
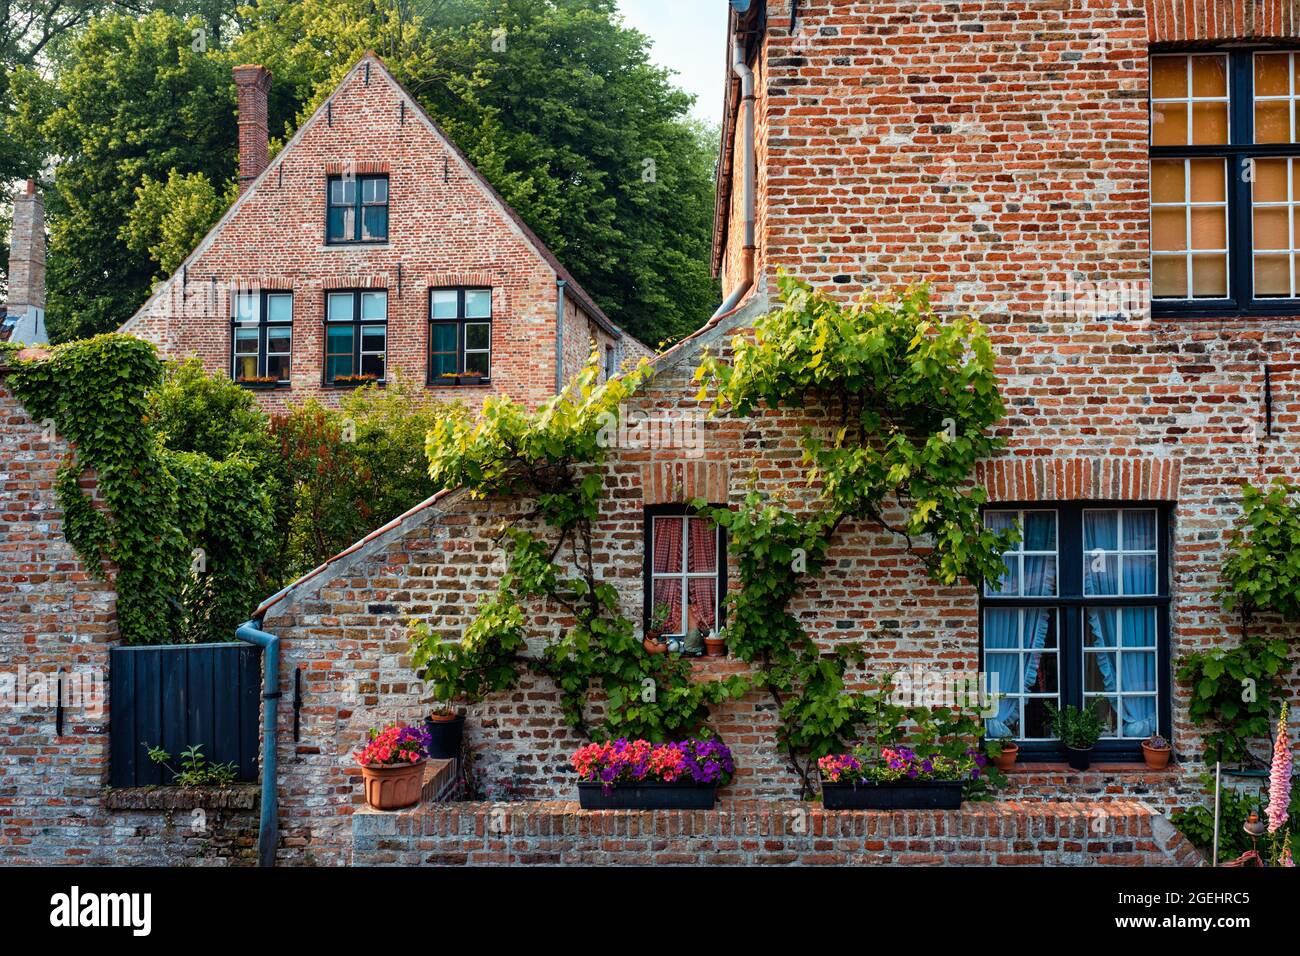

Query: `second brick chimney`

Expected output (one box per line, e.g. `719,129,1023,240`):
232,64,273,193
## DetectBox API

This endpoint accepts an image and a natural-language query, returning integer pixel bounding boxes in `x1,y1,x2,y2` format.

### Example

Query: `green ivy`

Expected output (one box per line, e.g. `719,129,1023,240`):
691,275,1014,795
1177,479,1299,765
413,352,748,741
2,336,275,644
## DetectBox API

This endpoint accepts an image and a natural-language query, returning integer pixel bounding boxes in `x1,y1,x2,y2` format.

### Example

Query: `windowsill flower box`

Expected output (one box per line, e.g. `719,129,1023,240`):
330,374,382,389
818,746,985,810
236,376,287,390
571,738,734,810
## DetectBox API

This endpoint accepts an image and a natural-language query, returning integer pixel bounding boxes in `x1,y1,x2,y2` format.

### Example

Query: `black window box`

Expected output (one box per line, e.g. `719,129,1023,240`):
820,779,964,810
236,380,288,390
576,781,717,810
431,375,489,387
329,377,384,389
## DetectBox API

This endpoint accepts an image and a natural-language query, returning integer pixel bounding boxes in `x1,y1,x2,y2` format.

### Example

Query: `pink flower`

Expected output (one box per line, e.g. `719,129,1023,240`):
1267,702,1292,834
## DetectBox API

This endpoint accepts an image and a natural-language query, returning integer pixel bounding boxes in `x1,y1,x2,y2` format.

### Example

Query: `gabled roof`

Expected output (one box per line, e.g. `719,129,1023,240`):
121,52,633,345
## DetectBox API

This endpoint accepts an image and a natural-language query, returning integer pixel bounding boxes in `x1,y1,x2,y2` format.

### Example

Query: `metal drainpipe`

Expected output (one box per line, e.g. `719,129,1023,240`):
555,278,567,393
711,27,757,321
236,619,281,868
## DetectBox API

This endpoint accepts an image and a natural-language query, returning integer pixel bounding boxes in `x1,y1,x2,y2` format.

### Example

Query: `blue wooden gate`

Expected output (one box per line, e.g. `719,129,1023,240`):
109,643,261,787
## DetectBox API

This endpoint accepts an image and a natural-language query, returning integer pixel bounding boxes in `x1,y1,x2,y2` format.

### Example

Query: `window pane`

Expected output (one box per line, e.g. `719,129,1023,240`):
686,517,718,573
234,293,258,323
465,322,490,351
1022,556,1056,596
984,608,1018,648
1085,652,1117,692
1152,208,1187,252
1123,510,1157,550
1121,696,1157,737
360,353,385,378
361,292,387,320
1023,698,1055,739
267,354,290,381
431,353,458,377
331,179,356,205
1189,159,1225,202
328,293,354,322
1023,511,1056,551
234,327,259,353
1151,56,1187,98
464,352,489,376
985,553,1019,596
653,578,684,636
266,328,291,354
1122,607,1158,647
1192,254,1228,297
266,294,292,323
1085,607,1119,647
1256,101,1292,143
1152,102,1188,145
1088,697,1119,736
686,578,717,633
1026,651,1057,694
234,355,258,380
1084,511,1118,551
431,323,457,351
431,291,459,319
326,354,353,380
361,205,388,241
1256,255,1292,296
1151,160,1185,203
1192,55,1227,96
361,326,386,353
1191,102,1229,144
465,289,492,318
1256,53,1291,97
652,517,684,573
327,206,353,241
1190,207,1226,249
362,177,387,203
985,511,1018,536
1153,256,1188,298
1256,158,1289,201
1255,206,1289,249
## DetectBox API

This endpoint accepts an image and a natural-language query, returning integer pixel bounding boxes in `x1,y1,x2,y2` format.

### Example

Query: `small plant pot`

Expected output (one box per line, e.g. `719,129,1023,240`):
704,637,727,657
1141,742,1171,770
423,712,465,760
1066,745,1093,771
992,743,1019,771
643,635,668,655
360,759,425,810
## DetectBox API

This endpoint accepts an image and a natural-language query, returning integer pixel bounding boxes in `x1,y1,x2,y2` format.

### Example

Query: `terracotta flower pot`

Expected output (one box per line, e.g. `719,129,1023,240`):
643,635,667,655
1141,741,1171,769
704,637,727,657
992,742,1019,771
360,759,425,811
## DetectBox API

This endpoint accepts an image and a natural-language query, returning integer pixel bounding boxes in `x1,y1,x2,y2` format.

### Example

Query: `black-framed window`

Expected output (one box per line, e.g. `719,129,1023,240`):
979,503,1172,760
324,290,387,385
326,175,388,243
231,290,292,385
643,505,727,638
1151,49,1300,316
428,288,492,383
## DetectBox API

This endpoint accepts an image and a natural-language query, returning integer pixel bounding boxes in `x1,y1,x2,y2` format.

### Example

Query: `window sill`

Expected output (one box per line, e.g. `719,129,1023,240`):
429,378,491,388
326,379,385,390
1003,761,1178,775
102,784,260,811
320,242,391,251
237,381,290,390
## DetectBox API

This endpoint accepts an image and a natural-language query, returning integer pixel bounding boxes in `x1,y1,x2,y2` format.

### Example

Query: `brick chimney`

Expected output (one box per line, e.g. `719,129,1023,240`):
233,64,273,193
5,179,48,344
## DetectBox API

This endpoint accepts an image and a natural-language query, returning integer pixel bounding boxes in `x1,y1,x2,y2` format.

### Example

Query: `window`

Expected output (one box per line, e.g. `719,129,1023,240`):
325,290,387,384
644,506,726,638
326,175,388,243
429,288,492,382
604,344,616,382
1151,50,1300,315
230,290,293,385
981,504,1170,758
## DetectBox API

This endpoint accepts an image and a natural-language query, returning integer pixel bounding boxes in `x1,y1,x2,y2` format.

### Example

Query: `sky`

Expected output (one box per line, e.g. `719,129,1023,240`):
616,0,729,125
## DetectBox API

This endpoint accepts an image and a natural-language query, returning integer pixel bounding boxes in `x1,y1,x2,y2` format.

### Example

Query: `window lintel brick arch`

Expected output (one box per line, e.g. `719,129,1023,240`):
640,461,730,506
975,457,1182,504
1147,0,1300,43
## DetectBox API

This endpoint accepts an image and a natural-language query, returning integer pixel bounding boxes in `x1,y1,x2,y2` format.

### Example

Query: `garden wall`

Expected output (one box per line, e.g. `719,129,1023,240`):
0,368,260,866
351,800,1203,867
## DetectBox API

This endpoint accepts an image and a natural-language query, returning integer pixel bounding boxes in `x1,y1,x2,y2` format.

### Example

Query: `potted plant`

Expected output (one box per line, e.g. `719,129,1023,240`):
237,374,280,389
333,372,378,387
1142,733,1171,770
423,703,466,761
818,744,983,810
1046,701,1104,770
571,737,735,809
642,602,670,655
988,735,1019,771
354,723,430,810
704,627,727,657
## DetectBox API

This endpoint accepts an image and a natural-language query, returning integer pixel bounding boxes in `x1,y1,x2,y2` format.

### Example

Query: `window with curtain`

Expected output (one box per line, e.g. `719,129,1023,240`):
644,507,726,638
981,504,1170,757
1151,49,1300,315
428,288,492,382
327,175,388,243
230,290,292,385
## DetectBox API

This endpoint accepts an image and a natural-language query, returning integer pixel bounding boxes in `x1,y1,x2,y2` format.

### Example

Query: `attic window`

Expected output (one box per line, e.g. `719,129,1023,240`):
327,174,388,243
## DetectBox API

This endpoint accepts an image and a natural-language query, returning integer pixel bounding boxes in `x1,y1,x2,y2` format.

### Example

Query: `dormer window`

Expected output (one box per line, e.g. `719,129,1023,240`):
327,174,388,243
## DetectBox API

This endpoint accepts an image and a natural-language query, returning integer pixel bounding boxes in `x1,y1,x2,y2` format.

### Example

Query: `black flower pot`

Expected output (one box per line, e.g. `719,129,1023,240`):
424,714,465,760
577,781,717,810
1066,745,1093,771
820,779,964,810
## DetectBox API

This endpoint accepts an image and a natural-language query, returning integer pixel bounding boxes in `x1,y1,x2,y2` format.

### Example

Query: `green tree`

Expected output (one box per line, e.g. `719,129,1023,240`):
10,12,238,342
121,169,235,278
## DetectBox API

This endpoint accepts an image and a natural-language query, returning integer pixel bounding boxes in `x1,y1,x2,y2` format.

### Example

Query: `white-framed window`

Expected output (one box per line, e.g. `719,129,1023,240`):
646,510,724,638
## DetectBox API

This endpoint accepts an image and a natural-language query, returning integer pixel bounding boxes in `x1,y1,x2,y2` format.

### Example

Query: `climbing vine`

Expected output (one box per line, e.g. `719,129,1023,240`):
411,353,749,741
1178,479,1299,765
2,336,275,644
690,275,1015,795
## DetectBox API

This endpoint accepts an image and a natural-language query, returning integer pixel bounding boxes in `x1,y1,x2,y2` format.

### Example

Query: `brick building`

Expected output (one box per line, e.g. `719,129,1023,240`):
1,180,49,346
120,53,650,412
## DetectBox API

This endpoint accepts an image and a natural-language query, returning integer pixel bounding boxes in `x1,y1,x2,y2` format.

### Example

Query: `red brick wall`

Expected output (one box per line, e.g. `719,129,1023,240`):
125,56,621,413
352,799,1202,866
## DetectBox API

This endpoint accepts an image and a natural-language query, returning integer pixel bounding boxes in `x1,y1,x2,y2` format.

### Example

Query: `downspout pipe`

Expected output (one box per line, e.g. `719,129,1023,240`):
555,278,567,393
711,25,757,322
236,618,280,868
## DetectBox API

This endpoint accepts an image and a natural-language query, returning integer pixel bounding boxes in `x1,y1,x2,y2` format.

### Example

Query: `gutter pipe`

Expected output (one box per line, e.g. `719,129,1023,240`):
555,278,567,393
236,618,281,868
711,25,757,322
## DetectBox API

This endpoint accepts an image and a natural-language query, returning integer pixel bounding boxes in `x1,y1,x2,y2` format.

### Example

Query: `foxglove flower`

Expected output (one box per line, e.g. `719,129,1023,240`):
1267,702,1292,834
